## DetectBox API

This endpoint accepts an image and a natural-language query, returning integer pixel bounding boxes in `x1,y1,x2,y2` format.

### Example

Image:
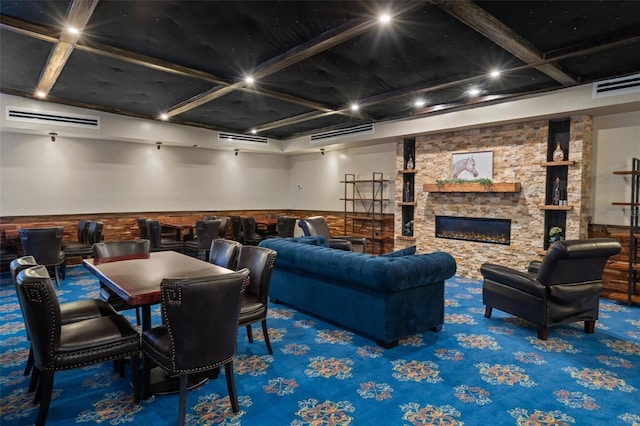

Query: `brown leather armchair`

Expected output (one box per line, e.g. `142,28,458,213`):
141,270,249,423
298,216,366,252
481,238,621,340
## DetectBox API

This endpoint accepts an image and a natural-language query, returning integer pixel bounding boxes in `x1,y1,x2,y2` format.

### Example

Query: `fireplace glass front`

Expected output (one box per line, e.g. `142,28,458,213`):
435,216,511,245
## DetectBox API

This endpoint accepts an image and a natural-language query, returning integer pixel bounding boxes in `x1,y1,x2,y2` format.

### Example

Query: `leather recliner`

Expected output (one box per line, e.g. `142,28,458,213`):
480,238,621,340
298,216,366,253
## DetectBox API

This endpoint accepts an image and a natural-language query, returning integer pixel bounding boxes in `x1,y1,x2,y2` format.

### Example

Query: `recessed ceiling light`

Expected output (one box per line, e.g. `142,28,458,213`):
251,129,257,135
67,26,80,35
159,113,168,121
414,99,426,108
350,103,359,111
245,76,255,85
468,87,481,96
379,14,391,24
35,91,46,98
489,69,501,78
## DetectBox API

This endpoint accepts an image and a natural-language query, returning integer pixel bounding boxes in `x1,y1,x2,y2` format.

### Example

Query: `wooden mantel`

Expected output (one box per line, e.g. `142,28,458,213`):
423,182,521,193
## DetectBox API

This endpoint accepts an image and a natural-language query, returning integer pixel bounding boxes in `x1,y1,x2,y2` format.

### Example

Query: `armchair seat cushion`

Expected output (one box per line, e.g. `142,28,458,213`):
480,263,545,298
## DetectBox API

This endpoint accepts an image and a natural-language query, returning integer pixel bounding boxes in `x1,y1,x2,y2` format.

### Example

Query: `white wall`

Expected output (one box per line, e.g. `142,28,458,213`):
0,133,290,215
591,111,640,226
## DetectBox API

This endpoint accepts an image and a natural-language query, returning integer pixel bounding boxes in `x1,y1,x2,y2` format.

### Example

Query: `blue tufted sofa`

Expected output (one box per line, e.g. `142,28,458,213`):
259,236,457,347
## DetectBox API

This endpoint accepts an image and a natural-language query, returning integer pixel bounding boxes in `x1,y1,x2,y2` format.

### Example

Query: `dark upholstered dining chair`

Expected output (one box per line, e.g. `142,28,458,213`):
61,220,103,278
92,240,150,325
208,239,242,270
146,220,184,252
230,215,244,243
276,216,297,238
218,216,231,239
298,216,366,253
11,256,119,392
235,246,277,354
16,265,141,426
18,227,66,286
141,269,250,424
240,216,263,246
480,238,621,340
136,218,148,239
184,220,221,259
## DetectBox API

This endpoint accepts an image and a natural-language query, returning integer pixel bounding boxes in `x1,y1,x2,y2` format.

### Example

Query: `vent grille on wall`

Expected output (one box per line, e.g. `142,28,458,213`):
309,123,374,144
218,132,269,144
592,73,640,99
6,107,100,129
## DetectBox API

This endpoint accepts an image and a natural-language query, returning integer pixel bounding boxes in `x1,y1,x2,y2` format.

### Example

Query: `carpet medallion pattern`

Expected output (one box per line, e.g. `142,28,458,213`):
0,267,638,425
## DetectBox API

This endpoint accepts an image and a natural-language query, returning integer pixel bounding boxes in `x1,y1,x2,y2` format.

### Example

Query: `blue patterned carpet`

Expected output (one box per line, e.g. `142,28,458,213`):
1,265,639,425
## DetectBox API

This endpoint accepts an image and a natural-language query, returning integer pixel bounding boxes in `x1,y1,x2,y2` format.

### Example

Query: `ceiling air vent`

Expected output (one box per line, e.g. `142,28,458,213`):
6,107,100,129
592,73,640,99
218,132,269,144
310,123,374,144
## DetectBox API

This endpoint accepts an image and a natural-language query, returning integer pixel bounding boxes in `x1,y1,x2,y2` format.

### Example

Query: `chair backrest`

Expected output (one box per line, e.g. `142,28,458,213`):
18,227,64,266
298,216,332,239
276,216,297,238
235,246,277,301
240,217,257,237
76,220,90,244
87,221,104,244
203,215,217,221
136,218,148,239
16,265,61,369
159,269,249,371
218,216,231,238
194,220,221,249
537,238,622,286
146,220,162,248
208,239,242,269
230,216,243,240
92,240,151,263
10,255,38,292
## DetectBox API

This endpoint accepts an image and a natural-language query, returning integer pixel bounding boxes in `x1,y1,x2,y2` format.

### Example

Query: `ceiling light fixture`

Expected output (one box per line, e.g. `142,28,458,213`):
234,148,239,156
251,129,257,135
414,99,426,108
468,87,481,96
379,14,391,24
49,132,57,142
350,103,359,111
245,76,255,85
320,148,325,156
489,69,501,78
67,26,80,35
156,141,162,150
159,113,168,121
36,91,46,99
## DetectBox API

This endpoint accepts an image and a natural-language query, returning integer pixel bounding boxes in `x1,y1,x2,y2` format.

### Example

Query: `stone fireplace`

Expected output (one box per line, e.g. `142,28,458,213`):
394,115,592,279
435,216,511,245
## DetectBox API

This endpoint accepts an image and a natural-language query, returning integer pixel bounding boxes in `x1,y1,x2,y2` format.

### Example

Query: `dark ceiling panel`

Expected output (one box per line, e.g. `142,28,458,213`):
0,30,52,93
52,50,215,117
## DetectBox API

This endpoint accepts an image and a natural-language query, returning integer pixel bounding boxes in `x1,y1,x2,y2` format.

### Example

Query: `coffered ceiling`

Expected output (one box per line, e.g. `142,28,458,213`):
2,0,639,141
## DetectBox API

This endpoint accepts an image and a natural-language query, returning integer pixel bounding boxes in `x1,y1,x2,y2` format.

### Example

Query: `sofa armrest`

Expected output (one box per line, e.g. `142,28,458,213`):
480,263,544,297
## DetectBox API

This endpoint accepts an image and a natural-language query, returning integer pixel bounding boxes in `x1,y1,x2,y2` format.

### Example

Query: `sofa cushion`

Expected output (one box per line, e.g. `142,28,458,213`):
380,246,416,257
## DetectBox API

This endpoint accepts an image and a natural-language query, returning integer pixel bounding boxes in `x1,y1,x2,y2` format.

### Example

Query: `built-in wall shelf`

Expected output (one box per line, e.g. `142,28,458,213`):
397,202,417,206
423,182,521,193
399,169,417,174
396,235,416,242
541,160,575,167
539,205,574,210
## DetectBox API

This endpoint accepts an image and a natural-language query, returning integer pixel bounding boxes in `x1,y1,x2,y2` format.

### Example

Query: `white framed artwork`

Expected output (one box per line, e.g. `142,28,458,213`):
451,151,493,179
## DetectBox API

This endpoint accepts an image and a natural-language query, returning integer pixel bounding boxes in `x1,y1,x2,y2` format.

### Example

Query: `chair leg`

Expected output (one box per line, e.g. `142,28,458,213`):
224,361,239,413
135,308,141,326
29,365,40,394
35,371,54,426
584,320,596,334
53,266,61,287
537,326,549,340
24,345,34,375
246,325,254,343
142,353,151,400
261,320,273,355
484,306,492,318
130,354,141,403
179,374,188,426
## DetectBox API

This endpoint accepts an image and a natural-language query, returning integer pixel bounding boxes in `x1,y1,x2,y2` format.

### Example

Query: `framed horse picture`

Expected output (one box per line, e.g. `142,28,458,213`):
451,151,493,179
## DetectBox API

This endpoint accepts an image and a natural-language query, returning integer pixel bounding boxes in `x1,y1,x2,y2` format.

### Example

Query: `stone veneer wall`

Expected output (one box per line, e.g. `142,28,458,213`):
395,115,592,279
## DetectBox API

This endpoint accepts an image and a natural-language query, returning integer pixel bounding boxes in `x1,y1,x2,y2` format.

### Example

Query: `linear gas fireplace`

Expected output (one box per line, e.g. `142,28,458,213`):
435,216,511,245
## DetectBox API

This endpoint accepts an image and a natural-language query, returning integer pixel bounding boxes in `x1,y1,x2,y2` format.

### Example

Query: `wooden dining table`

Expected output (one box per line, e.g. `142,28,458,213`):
83,251,235,396
160,221,195,241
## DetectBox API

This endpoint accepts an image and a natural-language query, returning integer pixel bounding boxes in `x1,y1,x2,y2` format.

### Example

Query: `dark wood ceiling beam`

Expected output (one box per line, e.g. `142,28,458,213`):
166,19,379,118
437,0,578,86
34,0,99,96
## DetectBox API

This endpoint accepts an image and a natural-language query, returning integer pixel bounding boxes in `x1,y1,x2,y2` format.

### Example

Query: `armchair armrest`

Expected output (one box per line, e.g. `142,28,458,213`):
527,261,542,274
328,239,352,251
480,263,545,298
334,235,367,253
